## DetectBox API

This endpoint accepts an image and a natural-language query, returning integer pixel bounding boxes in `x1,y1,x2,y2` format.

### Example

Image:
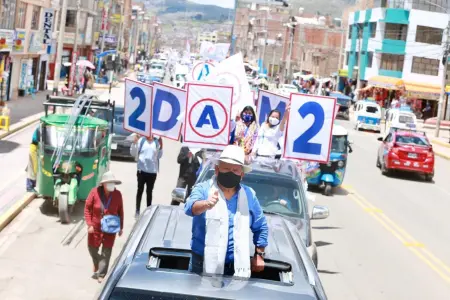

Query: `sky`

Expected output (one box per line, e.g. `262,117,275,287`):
188,0,235,9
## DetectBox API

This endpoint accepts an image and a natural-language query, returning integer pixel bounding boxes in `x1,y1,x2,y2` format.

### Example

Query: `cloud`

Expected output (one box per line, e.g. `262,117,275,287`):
189,0,235,9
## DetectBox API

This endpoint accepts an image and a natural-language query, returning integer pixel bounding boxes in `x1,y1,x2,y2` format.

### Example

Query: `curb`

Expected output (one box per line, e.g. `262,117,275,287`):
0,193,36,232
434,150,450,160
0,115,42,140
431,138,450,149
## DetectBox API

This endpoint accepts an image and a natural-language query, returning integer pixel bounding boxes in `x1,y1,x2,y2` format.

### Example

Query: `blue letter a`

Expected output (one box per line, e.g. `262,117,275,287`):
196,105,219,129
152,89,180,131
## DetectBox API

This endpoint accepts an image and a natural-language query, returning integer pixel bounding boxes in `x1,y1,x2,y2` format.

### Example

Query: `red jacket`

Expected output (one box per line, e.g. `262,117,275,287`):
84,187,124,248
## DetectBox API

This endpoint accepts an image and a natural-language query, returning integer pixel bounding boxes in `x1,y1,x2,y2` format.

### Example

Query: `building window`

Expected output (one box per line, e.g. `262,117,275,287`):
15,1,27,29
384,23,407,41
415,25,443,45
31,5,41,30
381,54,404,71
411,57,440,76
348,25,352,39
368,52,374,67
346,51,350,65
370,22,377,38
412,0,447,13
66,10,77,27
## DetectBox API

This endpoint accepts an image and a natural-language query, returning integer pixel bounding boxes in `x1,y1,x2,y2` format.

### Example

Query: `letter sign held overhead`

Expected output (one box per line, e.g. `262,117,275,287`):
151,82,186,141
124,78,153,137
283,93,337,163
183,82,233,150
257,90,289,126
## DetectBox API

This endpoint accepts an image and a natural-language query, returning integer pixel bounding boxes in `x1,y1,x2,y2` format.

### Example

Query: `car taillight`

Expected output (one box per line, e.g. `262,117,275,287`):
392,143,399,154
427,149,434,158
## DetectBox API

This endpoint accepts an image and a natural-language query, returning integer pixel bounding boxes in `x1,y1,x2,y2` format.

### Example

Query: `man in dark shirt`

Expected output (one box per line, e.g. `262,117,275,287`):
174,147,203,205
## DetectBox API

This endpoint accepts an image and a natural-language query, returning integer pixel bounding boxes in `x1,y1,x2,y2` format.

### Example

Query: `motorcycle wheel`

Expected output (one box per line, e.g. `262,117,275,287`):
324,184,332,196
58,193,71,224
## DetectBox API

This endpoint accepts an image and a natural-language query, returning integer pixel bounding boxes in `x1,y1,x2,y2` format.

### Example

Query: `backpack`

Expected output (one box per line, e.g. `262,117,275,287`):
98,187,121,234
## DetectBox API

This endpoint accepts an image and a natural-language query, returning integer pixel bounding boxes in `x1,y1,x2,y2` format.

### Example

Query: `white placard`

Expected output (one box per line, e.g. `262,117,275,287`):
257,90,289,126
283,94,337,163
152,82,186,141
191,61,215,82
123,79,153,137
183,83,233,149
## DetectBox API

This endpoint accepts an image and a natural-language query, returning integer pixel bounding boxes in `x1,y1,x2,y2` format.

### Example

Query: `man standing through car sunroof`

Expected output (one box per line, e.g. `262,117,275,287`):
185,145,268,277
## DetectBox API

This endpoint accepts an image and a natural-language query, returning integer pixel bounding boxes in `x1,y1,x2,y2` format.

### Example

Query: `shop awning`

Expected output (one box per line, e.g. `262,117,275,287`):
404,81,440,100
368,76,404,90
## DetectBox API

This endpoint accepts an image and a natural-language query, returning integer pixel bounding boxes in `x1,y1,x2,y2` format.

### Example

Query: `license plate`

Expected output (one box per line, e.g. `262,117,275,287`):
408,153,417,159
111,143,117,150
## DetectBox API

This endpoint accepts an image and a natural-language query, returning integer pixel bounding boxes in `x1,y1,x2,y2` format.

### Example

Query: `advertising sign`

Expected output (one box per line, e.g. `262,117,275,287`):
19,60,28,90
0,30,14,52
29,32,44,53
13,31,26,53
85,17,93,44
42,8,55,45
283,94,337,163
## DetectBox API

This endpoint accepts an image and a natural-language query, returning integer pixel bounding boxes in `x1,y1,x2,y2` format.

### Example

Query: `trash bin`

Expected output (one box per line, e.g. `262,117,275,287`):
18,89,25,97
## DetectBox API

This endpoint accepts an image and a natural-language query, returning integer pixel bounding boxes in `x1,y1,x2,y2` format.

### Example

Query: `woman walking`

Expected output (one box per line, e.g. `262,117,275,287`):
84,171,124,283
230,106,259,155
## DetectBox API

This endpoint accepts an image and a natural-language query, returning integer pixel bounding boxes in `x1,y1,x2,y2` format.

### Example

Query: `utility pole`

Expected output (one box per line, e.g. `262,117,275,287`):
52,0,69,95
68,0,81,94
261,9,269,73
285,19,295,82
336,28,345,91
100,5,108,54
435,21,450,137
116,1,124,52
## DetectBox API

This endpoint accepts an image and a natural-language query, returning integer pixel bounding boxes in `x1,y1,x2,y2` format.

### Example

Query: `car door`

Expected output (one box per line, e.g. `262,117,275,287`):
381,133,393,162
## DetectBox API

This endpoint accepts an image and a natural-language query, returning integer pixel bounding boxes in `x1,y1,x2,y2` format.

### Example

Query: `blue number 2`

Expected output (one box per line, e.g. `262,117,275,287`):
129,87,146,131
293,102,325,155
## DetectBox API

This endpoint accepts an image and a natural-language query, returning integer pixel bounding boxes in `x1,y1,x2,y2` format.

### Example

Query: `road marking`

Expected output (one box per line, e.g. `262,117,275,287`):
342,184,450,284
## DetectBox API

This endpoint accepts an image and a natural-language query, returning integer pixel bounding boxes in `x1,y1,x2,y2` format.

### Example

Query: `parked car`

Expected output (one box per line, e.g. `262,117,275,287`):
172,157,329,267
93,205,328,300
376,130,434,181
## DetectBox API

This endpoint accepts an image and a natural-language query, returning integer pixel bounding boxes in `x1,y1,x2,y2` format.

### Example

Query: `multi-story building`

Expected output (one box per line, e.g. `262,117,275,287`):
344,0,448,107
198,31,218,44
0,0,17,101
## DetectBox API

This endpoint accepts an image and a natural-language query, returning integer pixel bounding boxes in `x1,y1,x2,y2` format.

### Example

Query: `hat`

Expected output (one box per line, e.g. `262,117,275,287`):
218,145,252,173
99,171,122,185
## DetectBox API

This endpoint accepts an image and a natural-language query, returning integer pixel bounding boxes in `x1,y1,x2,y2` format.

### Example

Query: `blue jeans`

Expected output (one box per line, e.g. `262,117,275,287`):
189,252,235,276
26,179,36,191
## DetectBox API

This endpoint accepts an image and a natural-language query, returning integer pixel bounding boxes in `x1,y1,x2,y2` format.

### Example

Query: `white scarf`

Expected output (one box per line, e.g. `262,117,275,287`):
203,178,251,278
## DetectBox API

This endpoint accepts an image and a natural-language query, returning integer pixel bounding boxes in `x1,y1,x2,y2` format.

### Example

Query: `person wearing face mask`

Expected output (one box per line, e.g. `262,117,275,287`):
185,145,268,277
230,106,259,155
84,171,124,283
252,106,290,158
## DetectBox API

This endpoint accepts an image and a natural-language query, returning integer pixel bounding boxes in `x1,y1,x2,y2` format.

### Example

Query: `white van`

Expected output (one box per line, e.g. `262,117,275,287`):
354,100,382,132
385,106,417,133
172,64,189,89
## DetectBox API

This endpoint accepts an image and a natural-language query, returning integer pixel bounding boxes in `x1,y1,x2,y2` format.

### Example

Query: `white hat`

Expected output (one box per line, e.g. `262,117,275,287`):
99,171,122,185
219,145,252,173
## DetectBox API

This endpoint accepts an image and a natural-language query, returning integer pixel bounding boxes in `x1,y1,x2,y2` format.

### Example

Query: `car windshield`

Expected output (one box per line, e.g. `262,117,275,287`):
399,114,414,124
198,168,304,218
151,65,163,69
366,106,379,113
395,135,429,146
43,125,101,151
331,135,347,153
176,74,186,80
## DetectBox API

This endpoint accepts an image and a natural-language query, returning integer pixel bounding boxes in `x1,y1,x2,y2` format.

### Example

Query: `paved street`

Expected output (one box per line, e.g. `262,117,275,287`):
1,103,450,298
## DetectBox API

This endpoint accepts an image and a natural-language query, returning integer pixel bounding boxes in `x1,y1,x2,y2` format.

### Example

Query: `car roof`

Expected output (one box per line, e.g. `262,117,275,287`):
112,205,317,299
394,130,427,138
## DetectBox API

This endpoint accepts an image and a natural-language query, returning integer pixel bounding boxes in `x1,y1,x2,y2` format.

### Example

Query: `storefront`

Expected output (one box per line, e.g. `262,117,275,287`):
0,29,14,102
403,81,441,120
367,76,404,108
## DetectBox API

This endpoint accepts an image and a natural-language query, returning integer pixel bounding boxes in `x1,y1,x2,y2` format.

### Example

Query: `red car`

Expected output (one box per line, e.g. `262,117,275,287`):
376,130,434,181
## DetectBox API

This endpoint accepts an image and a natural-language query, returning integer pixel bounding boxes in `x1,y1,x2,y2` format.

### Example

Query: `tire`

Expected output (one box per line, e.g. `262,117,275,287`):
324,184,332,196
424,174,434,182
376,155,381,168
381,160,391,176
170,200,180,206
58,193,71,224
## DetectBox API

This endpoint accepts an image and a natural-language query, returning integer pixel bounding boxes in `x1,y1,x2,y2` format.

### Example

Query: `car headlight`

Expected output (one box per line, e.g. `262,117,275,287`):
338,161,344,168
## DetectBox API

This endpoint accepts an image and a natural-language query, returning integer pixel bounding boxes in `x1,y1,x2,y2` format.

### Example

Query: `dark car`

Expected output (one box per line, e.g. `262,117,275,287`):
93,205,328,300
172,157,329,267
94,106,134,159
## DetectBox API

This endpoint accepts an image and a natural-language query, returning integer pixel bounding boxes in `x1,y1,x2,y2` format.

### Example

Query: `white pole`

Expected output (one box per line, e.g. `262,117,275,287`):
68,0,81,94
435,21,450,137
52,0,69,95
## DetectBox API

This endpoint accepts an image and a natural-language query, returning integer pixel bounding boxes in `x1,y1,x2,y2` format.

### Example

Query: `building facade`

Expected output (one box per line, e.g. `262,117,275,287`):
0,0,17,101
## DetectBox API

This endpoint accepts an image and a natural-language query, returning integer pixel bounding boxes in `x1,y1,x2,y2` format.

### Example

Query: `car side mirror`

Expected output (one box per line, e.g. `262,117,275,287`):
311,205,329,220
171,187,187,204
377,137,383,142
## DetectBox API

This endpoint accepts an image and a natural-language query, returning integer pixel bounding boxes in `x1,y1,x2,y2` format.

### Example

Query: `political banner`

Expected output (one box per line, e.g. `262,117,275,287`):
257,90,289,125
207,53,253,118
152,82,186,141
199,41,230,62
283,93,337,163
191,61,215,82
183,82,233,149
124,78,153,137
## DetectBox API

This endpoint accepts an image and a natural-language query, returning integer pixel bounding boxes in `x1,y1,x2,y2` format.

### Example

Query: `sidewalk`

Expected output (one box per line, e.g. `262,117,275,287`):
417,123,450,160
0,92,48,140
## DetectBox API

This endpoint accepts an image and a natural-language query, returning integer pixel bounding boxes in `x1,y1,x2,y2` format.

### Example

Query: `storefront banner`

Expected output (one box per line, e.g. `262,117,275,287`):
29,31,45,53
13,31,26,53
85,17,94,45
42,8,55,45
111,14,121,24
19,60,28,90
101,8,108,31
99,34,117,44
0,30,14,52
64,32,84,44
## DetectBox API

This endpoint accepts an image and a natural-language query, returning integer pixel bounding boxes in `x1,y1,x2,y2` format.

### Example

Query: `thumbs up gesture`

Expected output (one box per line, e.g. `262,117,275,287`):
207,188,219,209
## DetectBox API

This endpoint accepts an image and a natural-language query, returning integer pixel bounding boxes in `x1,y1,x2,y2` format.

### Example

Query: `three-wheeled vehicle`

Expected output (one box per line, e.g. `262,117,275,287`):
354,99,382,132
305,125,353,196
330,92,352,120
37,95,115,223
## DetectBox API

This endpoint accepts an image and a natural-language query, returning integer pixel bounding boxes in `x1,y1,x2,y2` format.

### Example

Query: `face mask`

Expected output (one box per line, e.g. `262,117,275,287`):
217,171,242,189
269,117,280,126
242,113,253,123
105,183,115,192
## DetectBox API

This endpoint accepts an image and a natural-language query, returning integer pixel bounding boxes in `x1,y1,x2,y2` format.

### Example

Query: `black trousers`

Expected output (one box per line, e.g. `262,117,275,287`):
136,171,157,212
176,177,194,199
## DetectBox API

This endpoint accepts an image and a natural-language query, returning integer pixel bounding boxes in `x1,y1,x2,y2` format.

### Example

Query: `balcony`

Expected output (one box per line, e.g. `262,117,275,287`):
380,8,410,24
379,69,403,78
376,39,406,55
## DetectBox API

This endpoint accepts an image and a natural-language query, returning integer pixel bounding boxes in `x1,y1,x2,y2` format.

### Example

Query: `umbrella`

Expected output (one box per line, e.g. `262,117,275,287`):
76,60,95,69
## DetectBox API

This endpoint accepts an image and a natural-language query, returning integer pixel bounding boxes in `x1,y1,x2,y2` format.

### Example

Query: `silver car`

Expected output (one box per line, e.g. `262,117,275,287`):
172,157,329,267
94,205,328,300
